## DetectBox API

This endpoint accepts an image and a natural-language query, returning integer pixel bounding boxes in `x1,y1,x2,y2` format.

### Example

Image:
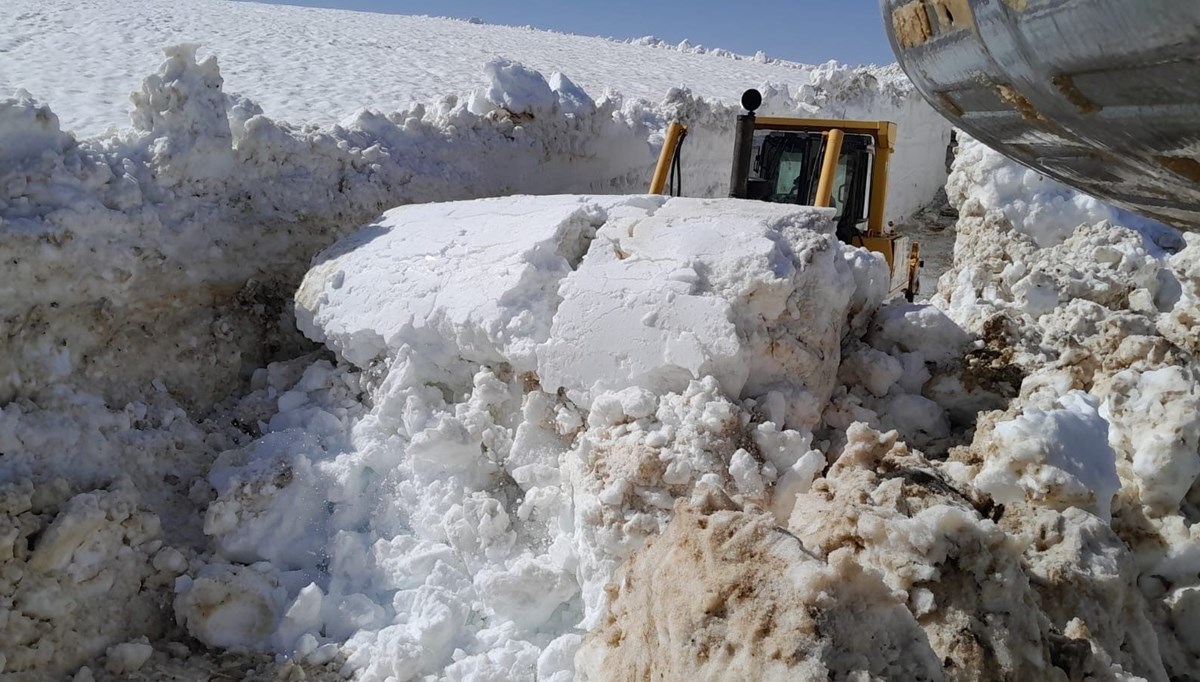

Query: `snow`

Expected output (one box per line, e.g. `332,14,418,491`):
0,478,171,674
174,564,289,649
239,196,876,679
976,391,1121,521
104,639,153,674
578,491,949,680
945,136,1179,249
1,1,1198,680
536,198,864,427
928,139,1200,678
296,194,619,371
1,0,950,223
2,0,891,137
1102,366,1200,512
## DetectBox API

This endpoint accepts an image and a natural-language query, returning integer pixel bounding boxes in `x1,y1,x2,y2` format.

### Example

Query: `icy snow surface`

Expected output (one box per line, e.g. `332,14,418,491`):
1,3,1198,681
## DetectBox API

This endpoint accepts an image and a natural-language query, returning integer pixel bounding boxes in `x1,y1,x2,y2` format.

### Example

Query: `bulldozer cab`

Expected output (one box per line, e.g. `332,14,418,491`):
727,89,919,300
750,128,876,244
649,89,921,300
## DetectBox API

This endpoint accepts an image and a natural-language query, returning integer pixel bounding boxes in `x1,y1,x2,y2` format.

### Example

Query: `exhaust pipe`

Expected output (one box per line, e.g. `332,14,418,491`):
728,89,762,198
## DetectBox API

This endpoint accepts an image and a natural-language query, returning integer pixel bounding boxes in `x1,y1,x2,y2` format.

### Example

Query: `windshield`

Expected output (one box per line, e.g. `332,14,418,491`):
775,152,806,197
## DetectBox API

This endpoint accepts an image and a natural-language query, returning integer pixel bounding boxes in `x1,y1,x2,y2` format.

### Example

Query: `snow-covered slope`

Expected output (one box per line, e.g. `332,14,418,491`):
4,0,874,137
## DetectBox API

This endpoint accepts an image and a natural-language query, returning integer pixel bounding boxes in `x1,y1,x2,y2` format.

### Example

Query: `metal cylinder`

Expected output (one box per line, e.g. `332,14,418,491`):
649,122,686,195
728,113,756,198
814,129,846,208
880,0,1200,230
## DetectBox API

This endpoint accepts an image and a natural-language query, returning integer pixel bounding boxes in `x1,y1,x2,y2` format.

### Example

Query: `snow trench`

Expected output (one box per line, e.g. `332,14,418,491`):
0,45,947,411
2,39,1198,682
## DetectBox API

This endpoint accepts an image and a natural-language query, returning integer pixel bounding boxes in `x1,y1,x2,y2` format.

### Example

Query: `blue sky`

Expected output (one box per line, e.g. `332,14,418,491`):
245,1,895,65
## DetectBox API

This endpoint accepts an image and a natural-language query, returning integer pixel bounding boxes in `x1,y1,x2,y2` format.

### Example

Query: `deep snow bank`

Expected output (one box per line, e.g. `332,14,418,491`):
5,0,951,220
0,45,946,410
0,39,954,677
925,139,1200,679
0,85,1196,682
195,183,1199,681
945,136,1181,249
174,196,880,681
570,171,1200,682
0,47,653,408
22,9,1194,681
3,0,925,139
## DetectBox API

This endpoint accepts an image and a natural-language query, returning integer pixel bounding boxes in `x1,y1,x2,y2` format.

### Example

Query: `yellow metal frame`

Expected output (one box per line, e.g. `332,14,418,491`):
906,242,922,298
814,128,844,208
649,122,688,195
646,113,918,299
754,116,916,299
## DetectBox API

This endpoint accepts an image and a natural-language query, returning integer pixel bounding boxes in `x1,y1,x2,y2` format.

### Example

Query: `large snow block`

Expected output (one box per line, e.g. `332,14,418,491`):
295,195,664,372
297,195,867,427
539,198,858,428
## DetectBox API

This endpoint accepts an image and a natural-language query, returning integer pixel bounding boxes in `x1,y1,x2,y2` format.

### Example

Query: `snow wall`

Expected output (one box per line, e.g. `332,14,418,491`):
0,46,947,409
0,43,950,679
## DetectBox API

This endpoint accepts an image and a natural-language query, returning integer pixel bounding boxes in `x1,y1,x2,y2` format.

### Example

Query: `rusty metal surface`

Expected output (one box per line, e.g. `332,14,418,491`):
881,0,1200,230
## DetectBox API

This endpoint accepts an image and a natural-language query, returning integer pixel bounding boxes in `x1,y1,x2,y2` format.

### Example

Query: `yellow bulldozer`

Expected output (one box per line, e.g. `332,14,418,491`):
649,0,1200,303
650,89,923,301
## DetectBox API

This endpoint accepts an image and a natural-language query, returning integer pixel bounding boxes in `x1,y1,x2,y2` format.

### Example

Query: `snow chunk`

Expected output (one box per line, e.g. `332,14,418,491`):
868,302,972,365
296,195,641,371
483,58,558,115
130,44,235,186
1102,366,1200,511
203,431,330,568
538,633,581,682
578,498,945,680
877,393,950,443
173,563,288,649
104,639,153,674
0,93,74,162
838,344,903,397
301,196,862,431
976,391,1120,520
842,247,890,334
0,479,169,677
788,424,1053,679
540,197,855,428
946,136,1172,248
548,72,595,116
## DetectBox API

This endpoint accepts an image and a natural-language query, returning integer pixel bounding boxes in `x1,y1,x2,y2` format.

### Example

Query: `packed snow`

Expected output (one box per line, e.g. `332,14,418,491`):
2,2,1199,681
